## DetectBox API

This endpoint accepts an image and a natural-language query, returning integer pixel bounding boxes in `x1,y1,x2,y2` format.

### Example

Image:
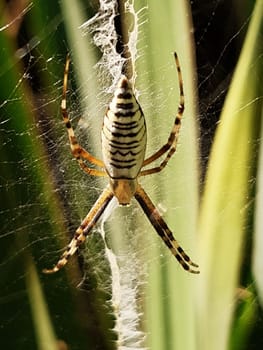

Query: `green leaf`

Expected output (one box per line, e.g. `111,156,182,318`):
135,1,199,349
197,1,263,349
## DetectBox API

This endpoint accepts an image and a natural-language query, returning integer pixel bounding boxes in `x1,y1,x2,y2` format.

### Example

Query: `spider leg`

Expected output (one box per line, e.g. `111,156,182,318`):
43,186,114,274
140,52,184,177
62,54,106,177
135,184,199,274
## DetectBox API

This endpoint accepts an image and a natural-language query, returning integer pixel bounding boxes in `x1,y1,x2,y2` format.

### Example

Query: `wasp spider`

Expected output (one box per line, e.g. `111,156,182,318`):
43,53,199,274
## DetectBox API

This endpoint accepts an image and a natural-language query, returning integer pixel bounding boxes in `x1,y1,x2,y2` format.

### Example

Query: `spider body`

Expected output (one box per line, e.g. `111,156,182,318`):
43,53,199,275
102,76,146,205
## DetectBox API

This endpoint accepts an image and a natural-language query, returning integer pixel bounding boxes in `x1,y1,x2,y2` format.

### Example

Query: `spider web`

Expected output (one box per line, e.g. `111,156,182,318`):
0,1,259,350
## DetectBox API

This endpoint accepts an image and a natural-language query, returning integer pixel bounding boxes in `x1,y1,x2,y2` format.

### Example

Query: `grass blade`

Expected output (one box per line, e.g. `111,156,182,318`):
197,1,263,349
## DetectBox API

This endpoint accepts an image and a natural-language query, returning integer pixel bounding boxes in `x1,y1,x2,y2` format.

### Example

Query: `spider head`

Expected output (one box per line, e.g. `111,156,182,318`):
110,178,137,206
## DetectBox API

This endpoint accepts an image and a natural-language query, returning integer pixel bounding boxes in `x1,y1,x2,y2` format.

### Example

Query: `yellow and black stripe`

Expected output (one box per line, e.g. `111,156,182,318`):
101,76,147,180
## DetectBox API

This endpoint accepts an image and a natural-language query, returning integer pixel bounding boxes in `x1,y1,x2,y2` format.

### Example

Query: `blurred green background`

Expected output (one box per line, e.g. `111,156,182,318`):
0,0,262,349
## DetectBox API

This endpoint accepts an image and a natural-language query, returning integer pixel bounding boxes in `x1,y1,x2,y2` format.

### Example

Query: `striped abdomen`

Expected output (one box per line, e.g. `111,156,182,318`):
101,76,147,180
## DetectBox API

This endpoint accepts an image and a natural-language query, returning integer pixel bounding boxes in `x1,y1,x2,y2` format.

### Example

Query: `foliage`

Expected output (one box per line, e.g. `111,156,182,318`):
0,0,262,349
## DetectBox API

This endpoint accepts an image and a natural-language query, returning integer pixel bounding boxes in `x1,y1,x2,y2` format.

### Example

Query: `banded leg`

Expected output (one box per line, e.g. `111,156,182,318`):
61,54,106,176
140,52,184,177
135,184,199,273
43,186,114,274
